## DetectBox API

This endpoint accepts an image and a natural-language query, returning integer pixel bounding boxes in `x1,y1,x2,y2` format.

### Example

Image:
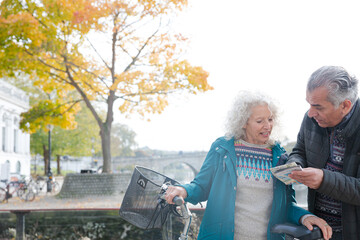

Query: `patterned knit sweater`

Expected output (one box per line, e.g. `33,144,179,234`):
234,139,273,240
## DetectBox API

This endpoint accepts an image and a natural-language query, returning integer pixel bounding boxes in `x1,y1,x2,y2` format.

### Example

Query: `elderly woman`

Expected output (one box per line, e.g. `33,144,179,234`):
165,91,332,240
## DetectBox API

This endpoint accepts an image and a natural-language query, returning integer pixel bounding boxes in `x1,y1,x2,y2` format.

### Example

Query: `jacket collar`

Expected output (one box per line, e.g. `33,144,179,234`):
341,99,360,138
216,136,283,165
219,137,237,160
309,99,360,139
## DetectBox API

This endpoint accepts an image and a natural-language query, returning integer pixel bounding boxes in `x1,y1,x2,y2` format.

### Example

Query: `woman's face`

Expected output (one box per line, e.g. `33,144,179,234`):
243,104,274,145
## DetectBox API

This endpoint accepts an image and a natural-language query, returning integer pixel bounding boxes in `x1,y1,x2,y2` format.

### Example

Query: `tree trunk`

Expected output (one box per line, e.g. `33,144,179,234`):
100,124,112,173
56,155,61,175
43,144,49,175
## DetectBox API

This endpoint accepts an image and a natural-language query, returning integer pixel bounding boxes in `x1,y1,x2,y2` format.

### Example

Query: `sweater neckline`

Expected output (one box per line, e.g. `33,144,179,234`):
235,139,271,149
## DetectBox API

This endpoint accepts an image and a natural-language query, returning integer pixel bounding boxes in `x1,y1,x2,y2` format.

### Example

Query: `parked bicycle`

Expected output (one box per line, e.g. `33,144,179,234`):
0,179,35,202
30,175,60,195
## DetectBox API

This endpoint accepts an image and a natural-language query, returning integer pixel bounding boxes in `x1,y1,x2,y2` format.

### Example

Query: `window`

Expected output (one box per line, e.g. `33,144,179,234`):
16,161,21,174
13,129,18,153
0,160,10,181
2,126,5,152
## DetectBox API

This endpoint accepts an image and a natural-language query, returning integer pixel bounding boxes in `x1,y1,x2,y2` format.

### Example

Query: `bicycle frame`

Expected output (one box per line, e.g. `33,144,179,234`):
33,175,60,194
177,203,192,240
0,179,33,202
160,184,192,240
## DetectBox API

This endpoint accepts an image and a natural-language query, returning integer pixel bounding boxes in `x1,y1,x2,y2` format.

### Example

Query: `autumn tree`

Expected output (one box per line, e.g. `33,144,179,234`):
0,0,212,172
30,103,101,166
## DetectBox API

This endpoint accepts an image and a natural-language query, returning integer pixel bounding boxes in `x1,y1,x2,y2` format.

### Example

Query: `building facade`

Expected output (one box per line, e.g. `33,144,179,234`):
0,79,30,180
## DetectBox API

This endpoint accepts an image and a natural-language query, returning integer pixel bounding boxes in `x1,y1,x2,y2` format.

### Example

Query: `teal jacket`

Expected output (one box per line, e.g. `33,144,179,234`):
182,137,310,240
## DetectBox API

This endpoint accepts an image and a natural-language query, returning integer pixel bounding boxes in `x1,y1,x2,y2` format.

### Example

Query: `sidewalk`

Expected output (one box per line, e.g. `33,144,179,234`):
0,176,123,212
0,174,203,212
0,194,123,212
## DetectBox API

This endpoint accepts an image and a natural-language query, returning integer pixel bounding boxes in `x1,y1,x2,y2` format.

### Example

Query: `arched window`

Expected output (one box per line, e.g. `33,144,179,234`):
1,126,5,151
0,160,10,181
2,114,7,152
16,161,21,174
14,118,19,153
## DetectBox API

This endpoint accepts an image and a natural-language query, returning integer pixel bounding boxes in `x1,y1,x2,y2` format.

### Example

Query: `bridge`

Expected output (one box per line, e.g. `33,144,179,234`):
112,152,207,183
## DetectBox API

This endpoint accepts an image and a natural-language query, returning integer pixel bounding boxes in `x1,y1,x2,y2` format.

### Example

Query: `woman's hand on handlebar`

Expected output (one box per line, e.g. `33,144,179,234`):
302,215,332,240
164,186,187,205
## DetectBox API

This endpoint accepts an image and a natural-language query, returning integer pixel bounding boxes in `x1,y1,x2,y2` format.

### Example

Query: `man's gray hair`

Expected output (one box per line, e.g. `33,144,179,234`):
307,66,358,107
224,90,279,143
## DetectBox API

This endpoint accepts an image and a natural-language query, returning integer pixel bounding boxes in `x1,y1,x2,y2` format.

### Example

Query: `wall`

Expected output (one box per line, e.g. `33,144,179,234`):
57,173,132,198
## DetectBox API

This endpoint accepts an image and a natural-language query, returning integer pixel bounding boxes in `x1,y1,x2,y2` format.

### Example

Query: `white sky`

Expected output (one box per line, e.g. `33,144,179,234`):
115,0,360,152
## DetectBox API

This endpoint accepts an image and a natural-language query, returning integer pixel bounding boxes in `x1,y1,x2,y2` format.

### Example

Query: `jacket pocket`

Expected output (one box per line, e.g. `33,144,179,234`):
198,220,235,240
197,222,222,239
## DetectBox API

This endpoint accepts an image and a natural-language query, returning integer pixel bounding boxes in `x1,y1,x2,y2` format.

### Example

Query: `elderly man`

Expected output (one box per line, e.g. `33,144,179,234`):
289,66,360,240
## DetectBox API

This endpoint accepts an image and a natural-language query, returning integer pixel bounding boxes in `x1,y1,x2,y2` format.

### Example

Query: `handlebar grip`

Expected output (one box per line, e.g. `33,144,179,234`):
271,223,323,239
173,196,183,206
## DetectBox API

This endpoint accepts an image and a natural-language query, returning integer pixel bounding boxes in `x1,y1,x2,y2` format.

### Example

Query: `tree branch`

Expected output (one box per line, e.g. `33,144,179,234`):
25,49,67,73
122,22,161,73
63,56,105,131
85,36,112,71
25,99,83,122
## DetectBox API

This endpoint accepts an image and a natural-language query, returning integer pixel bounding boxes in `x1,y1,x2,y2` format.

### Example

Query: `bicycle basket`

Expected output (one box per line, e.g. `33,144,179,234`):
119,166,180,229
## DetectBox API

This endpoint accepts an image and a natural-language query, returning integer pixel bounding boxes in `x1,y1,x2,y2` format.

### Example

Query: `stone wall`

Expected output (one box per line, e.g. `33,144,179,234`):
57,173,132,198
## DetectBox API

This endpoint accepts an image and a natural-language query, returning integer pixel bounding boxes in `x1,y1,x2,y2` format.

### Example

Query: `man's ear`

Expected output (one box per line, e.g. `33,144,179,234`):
341,99,352,113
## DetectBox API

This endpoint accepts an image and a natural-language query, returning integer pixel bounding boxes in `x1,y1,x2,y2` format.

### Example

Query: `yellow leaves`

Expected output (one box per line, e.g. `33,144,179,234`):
69,0,110,33
163,60,212,93
174,33,188,42
40,0,110,34
0,12,44,47
137,0,188,15
149,42,177,65
184,63,212,92
110,71,143,92
118,99,132,114
112,1,137,16
114,60,211,119
2,0,211,129
20,98,81,134
154,95,168,113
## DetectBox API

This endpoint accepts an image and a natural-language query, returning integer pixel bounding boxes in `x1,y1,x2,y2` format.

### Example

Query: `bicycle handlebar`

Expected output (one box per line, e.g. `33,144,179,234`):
172,196,184,206
160,184,192,240
271,223,323,240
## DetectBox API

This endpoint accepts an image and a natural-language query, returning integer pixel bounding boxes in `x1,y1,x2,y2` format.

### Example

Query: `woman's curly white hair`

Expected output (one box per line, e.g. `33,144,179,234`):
224,90,279,143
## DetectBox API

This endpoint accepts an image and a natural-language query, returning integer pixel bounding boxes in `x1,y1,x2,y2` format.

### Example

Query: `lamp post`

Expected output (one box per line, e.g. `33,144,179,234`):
46,124,54,193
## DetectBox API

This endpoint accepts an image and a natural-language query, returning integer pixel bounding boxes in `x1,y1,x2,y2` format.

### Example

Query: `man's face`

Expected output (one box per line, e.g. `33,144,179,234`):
306,86,346,128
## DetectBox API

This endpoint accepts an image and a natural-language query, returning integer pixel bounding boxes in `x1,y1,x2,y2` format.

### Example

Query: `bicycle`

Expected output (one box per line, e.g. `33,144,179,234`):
31,175,60,195
0,179,35,202
119,166,193,240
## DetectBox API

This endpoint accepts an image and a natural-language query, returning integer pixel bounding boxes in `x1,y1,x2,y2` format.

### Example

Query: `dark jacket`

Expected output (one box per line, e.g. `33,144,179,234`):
183,137,310,240
289,99,360,240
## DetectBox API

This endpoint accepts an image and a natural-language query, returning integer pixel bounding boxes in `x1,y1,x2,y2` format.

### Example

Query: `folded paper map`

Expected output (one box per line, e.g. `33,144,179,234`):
270,162,302,185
